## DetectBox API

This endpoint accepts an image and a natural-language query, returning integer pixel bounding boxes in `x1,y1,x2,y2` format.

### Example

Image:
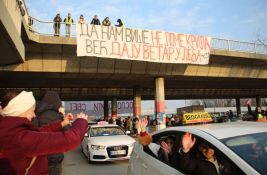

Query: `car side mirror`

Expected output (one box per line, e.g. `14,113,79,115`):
126,131,131,135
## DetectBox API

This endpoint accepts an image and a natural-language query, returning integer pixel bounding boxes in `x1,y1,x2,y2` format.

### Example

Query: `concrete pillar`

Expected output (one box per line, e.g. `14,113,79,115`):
235,98,241,117
155,77,166,130
104,100,109,121
112,97,117,120
256,96,262,107
133,88,141,117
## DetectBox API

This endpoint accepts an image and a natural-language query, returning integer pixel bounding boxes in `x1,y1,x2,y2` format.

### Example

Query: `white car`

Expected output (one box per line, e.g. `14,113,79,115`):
81,122,136,162
127,122,267,175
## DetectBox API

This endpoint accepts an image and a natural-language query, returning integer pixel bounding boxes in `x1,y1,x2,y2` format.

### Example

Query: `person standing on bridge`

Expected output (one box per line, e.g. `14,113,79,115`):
53,14,62,36
64,13,74,37
115,18,124,27
78,14,85,24
0,90,88,175
90,15,101,25
35,91,67,175
102,17,111,26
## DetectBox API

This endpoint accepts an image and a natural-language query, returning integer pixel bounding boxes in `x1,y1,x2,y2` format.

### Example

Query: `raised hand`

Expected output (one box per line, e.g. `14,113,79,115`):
76,112,88,121
182,132,196,153
139,117,148,132
61,113,74,127
161,141,172,154
246,99,252,106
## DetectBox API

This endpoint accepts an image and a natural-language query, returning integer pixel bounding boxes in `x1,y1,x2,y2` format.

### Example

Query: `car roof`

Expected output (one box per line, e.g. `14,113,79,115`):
166,122,267,140
91,124,118,128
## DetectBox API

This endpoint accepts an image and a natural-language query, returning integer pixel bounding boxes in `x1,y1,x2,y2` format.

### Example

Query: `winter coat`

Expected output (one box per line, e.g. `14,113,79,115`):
138,132,218,175
35,91,65,165
102,19,111,26
0,116,87,175
91,18,100,25
175,149,218,175
53,16,62,28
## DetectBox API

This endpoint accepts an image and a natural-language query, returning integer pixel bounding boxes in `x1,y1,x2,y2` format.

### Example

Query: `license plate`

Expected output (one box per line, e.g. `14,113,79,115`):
110,150,126,155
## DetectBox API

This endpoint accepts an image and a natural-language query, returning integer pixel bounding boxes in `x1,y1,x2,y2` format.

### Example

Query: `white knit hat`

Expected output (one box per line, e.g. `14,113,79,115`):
0,91,36,117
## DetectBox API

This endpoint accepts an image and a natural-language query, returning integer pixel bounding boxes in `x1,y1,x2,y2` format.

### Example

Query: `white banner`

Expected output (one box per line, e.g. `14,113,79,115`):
76,24,211,65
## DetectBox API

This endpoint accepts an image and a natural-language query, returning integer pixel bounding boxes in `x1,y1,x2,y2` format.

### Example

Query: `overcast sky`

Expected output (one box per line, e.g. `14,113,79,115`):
25,0,267,42
25,0,267,110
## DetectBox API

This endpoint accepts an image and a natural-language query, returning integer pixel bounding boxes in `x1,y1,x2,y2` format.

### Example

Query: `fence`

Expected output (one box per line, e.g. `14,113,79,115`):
27,16,267,55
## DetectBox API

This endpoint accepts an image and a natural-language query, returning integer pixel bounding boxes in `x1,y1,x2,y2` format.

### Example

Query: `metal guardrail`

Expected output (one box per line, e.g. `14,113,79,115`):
27,16,267,55
211,38,267,55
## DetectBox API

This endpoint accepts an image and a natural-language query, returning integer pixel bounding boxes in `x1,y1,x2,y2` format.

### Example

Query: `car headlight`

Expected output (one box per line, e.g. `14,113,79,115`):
128,142,135,147
91,145,106,150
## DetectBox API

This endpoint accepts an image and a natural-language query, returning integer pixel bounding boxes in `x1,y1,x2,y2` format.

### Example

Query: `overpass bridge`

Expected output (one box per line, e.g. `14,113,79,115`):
0,0,267,123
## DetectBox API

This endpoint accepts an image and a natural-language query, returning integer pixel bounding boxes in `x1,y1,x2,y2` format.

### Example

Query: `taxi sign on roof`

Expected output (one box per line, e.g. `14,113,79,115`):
182,111,213,125
97,121,109,125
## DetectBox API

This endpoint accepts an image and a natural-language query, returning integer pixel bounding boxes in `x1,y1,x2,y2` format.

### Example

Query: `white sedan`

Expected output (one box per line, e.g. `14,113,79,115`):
81,122,136,162
127,122,267,175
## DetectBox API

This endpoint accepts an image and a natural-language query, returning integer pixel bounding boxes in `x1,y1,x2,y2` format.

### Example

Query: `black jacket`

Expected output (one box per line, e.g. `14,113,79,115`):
247,104,265,121
35,91,64,164
91,18,100,25
175,149,218,175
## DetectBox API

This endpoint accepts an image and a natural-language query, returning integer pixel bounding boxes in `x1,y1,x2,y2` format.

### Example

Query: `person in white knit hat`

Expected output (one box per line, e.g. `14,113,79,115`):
0,90,88,175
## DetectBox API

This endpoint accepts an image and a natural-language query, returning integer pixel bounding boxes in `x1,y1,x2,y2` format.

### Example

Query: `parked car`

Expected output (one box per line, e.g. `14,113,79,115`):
127,122,267,175
81,122,136,162
241,113,255,121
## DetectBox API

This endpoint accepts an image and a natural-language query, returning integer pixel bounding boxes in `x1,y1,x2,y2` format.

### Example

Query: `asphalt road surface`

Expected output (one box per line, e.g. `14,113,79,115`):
62,146,129,175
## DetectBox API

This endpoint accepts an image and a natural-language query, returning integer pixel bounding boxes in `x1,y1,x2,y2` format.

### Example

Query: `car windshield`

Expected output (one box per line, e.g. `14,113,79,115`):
221,132,267,174
90,127,125,137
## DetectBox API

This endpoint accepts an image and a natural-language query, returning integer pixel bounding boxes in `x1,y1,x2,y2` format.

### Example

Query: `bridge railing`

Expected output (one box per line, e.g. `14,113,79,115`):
211,38,267,54
28,16,77,37
27,16,267,55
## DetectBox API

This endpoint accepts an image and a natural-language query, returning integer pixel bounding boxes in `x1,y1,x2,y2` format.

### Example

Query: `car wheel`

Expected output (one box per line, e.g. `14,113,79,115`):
87,147,92,163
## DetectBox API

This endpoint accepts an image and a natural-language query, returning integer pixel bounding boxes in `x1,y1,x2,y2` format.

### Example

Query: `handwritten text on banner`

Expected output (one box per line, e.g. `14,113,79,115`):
76,24,211,65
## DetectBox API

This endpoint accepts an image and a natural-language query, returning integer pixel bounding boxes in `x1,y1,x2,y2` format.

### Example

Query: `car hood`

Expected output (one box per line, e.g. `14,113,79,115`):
89,135,135,146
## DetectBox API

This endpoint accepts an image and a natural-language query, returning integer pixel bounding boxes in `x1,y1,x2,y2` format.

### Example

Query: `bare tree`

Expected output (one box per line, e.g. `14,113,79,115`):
189,99,235,108
255,29,266,45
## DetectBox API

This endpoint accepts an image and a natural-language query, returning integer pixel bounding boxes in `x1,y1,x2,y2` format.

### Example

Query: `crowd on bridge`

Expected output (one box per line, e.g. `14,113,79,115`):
52,13,124,37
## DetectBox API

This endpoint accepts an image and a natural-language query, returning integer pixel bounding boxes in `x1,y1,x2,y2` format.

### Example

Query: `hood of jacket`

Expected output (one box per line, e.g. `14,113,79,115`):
35,91,62,114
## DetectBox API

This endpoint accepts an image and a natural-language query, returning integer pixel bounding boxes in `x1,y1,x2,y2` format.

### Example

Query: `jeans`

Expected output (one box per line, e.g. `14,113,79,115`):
65,24,71,37
48,163,62,175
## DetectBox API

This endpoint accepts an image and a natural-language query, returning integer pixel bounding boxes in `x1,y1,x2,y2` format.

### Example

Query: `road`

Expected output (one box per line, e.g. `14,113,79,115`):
62,146,129,175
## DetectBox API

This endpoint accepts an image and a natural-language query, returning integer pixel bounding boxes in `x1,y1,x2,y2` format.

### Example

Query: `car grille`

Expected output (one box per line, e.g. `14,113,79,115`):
107,145,128,158
93,155,106,159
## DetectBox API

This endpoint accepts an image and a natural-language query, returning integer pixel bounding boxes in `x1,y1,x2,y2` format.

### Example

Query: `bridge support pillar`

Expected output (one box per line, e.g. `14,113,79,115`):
155,77,166,131
104,100,109,121
235,98,241,117
133,87,141,117
256,96,262,107
111,98,117,123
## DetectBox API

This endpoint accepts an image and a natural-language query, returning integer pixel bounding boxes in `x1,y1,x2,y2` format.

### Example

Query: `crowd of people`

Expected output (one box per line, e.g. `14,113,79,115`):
52,13,124,37
0,90,88,175
1,88,266,175
107,115,147,136
246,99,267,121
